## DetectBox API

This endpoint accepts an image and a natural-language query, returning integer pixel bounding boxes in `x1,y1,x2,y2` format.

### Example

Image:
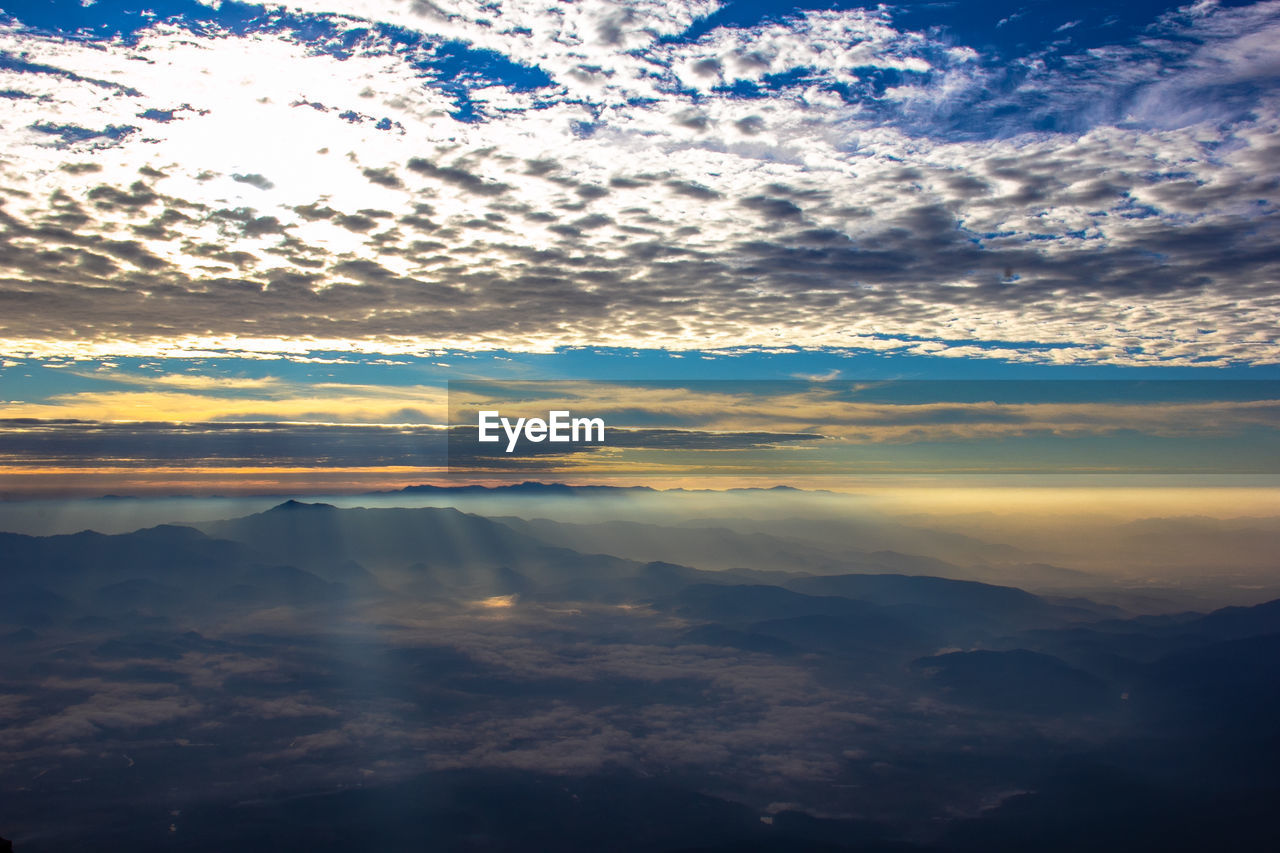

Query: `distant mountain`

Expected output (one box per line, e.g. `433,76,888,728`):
657,582,941,660
400,562,534,599
197,502,555,574
383,481,661,496
662,583,891,626
912,649,1117,714
376,481,813,496
496,516,843,572
788,572,1044,611
0,520,368,620
748,611,934,658
493,514,1100,592
0,524,249,592
1007,596,1280,673
0,584,72,627
197,503,860,600
680,514,1028,566
89,577,185,610
659,581,1082,663
786,572,1087,635
1184,598,1280,641
535,560,710,603
6,498,1280,853
1132,631,1280,731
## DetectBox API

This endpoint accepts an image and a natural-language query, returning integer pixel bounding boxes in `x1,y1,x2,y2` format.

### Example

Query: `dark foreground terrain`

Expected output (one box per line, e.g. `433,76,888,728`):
1,500,1277,850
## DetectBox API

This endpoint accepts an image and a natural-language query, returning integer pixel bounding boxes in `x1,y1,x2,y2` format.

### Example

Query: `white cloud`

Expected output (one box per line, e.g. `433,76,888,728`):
0,2,1275,365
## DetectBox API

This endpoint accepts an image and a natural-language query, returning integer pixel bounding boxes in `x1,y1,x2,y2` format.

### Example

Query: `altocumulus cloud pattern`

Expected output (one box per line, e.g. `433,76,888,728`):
0,0,1278,365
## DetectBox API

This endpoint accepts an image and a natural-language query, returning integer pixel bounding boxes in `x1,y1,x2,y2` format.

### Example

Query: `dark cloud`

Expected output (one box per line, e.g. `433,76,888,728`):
98,238,167,269
595,9,638,46
211,207,288,237
407,157,511,196
86,182,158,210
609,175,651,189
332,212,381,232
740,195,804,220
691,57,723,77
361,166,403,188
574,184,610,200
571,213,612,230
294,202,338,221
666,179,721,200
524,158,561,176
674,110,711,132
0,420,446,468
231,173,275,191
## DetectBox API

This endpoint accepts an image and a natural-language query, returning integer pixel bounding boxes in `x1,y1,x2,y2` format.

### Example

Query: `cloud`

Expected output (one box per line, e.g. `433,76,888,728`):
406,156,512,196
0,2,1274,365
446,379,1280,441
0,374,449,422
0,419,449,468
4,376,1275,477
1,678,203,746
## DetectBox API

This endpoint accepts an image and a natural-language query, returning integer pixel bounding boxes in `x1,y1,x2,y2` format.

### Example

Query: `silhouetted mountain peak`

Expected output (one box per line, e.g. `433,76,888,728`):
388,481,660,496
1190,596,1280,640
267,499,338,512
130,523,213,543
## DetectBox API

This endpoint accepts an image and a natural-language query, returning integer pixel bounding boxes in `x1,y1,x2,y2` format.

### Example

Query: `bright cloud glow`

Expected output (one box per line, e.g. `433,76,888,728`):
0,1,1276,365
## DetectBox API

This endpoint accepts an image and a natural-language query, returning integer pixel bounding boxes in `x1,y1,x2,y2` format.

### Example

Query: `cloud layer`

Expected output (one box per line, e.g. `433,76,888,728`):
0,1,1277,364
2,379,1277,485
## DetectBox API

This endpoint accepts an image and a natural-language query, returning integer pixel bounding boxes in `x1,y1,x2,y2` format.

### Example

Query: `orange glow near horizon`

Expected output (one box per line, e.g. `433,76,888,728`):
3,463,1280,520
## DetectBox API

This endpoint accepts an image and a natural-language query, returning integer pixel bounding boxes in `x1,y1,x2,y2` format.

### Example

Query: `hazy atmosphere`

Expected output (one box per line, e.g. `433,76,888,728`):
2,0,1278,850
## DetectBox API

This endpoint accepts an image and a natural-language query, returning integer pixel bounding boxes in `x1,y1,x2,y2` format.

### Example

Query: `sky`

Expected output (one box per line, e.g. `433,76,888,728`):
1,0,1278,493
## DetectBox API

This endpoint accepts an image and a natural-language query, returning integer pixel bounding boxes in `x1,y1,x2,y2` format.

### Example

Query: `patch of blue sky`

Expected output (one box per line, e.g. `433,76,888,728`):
699,59,916,109
0,0,214,41
665,0,1264,64
658,0,808,44
884,0,1237,58
0,359,121,402
6,346,1280,414
10,0,1271,138
663,0,1233,60
422,36,554,92
340,343,1266,381
662,0,1181,52
415,36,556,120
700,2,1272,140
3,0,554,121
223,12,556,113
